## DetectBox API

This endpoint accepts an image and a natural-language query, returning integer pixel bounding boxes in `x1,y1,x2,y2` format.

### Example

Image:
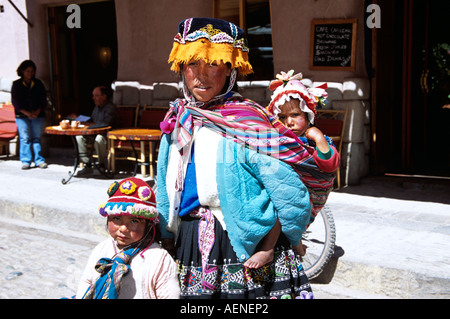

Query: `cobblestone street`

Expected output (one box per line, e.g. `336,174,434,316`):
0,217,349,299
0,219,99,299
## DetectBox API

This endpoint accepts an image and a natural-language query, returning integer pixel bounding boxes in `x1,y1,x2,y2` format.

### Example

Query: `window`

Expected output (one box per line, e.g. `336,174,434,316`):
214,0,273,80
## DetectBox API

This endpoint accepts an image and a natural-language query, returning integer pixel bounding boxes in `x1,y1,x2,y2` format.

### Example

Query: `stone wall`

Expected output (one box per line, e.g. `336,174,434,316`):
113,78,371,186
319,78,371,185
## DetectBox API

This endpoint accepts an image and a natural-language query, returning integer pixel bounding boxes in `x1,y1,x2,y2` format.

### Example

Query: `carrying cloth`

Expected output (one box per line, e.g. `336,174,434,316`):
82,246,139,299
161,94,335,217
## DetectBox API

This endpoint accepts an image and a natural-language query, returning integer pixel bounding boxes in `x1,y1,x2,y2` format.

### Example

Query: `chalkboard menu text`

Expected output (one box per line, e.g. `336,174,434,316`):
310,19,357,71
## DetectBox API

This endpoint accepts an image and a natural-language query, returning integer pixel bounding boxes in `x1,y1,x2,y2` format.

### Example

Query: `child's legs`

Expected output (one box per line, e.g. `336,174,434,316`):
257,218,281,251
244,218,281,268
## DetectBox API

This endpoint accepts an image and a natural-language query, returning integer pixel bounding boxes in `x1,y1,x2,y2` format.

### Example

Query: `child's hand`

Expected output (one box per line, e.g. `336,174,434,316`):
305,127,329,153
293,240,307,258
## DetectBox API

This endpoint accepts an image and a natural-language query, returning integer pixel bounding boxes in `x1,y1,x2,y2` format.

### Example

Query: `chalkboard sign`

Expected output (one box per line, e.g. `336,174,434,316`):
310,19,357,71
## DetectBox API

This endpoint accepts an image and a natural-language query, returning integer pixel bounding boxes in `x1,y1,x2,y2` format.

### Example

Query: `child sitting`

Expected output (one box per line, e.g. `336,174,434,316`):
244,71,340,269
76,177,180,299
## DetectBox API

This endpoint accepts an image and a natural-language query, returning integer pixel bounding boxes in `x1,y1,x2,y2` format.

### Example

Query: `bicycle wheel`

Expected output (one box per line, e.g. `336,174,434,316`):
301,205,336,279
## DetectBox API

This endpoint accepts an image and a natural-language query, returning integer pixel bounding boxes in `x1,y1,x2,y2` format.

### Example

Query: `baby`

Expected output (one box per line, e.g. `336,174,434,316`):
244,71,340,269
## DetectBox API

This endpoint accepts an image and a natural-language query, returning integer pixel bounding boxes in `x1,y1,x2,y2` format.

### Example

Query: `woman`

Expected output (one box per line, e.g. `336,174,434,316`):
11,60,48,169
157,18,314,299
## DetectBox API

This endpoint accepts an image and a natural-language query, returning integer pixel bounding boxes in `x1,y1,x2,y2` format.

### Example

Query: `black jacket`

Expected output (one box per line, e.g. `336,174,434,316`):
11,78,47,118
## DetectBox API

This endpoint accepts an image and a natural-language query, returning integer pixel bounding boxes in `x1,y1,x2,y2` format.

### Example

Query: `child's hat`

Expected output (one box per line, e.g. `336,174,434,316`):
168,17,253,76
99,177,158,223
268,70,328,124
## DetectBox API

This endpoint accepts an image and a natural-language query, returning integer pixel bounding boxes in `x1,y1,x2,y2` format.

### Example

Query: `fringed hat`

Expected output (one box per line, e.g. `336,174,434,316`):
99,177,159,223
168,17,253,76
268,70,328,125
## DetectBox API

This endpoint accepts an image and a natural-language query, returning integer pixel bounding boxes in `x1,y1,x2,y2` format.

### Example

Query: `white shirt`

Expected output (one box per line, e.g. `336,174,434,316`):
76,238,180,299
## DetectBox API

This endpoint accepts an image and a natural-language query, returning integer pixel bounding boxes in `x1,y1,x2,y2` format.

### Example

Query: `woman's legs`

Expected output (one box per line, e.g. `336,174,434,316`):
16,118,33,166
15,117,46,167
30,117,46,166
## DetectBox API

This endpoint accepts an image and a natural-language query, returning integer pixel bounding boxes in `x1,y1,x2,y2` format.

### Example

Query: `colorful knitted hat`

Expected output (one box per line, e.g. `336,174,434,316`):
99,177,158,223
268,70,328,125
168,17,253,76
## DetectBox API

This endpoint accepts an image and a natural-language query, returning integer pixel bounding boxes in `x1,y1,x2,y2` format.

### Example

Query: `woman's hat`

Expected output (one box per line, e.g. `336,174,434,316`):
99,177,158,222
268,70,328,125
168,17,253,76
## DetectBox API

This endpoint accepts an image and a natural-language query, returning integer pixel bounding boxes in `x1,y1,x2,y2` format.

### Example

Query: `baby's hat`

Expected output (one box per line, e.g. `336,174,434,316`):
268,70,328,125
99,177,158,223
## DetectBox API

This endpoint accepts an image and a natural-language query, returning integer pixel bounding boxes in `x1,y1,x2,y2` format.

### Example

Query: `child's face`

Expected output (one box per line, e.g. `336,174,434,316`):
108,215,147,249
277,100,309,136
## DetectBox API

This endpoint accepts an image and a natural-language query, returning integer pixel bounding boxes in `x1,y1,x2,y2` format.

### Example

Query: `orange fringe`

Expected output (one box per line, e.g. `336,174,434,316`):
168,40,253,76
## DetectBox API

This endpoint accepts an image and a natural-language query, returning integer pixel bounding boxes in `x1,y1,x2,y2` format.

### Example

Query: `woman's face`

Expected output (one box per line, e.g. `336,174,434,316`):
22,66,35,83
278,100,310,136
108,215,147,249
183,59,231,102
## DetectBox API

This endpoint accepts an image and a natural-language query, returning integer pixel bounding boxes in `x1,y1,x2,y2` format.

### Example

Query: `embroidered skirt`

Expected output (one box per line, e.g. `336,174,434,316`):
175,215,314,299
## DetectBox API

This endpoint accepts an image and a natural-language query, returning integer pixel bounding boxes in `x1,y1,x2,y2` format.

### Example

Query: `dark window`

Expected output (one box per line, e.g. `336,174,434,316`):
214,0,273,80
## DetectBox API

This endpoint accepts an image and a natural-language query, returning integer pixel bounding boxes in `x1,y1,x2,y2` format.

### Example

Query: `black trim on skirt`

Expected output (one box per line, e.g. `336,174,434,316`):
175,215,314,299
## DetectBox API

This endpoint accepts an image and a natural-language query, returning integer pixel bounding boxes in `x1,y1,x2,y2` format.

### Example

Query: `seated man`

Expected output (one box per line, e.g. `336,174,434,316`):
76,86,119,175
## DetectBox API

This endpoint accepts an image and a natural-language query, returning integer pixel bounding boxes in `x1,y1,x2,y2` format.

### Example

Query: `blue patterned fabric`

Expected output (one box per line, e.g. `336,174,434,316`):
82,246,139,299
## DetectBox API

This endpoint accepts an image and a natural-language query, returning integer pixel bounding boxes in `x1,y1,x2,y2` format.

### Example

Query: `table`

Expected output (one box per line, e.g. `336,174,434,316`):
107,128,161,178
45,124,112,184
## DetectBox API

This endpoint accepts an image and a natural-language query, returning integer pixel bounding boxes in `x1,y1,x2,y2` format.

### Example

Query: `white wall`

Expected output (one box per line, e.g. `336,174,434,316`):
0,0,29,81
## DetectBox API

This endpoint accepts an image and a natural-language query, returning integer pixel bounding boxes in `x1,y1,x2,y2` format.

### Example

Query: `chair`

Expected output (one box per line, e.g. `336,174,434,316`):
107,105,167,176
315,108,348,189
0,104,18,156
116,104,139,128
107,104,140,171
138,105,168,129
126,105,167,175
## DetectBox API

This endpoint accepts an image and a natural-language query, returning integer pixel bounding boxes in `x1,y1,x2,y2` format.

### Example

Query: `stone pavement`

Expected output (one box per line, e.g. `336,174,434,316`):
0,150,449,299
0,217,100,299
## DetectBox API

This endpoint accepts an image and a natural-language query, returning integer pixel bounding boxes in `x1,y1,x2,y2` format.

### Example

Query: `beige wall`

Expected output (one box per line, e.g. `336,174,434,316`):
0,0,29,80
25,0,213,86
26,0,69,83
24,0,368,86
271,0,367,83
115,0,213,85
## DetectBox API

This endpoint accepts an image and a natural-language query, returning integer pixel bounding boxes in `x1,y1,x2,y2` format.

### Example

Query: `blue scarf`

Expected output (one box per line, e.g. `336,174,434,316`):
82,246,140,299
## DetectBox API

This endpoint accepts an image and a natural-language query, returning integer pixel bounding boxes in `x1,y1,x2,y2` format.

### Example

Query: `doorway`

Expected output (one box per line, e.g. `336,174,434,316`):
48,1,118,123
374,0,450,177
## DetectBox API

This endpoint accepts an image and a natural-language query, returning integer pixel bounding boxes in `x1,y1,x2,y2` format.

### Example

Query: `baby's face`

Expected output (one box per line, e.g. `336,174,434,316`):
277,100,309,136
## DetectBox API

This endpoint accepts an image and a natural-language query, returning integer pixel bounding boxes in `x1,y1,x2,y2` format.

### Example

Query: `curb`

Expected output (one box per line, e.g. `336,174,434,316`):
0,199,108,238
3,198,449,299
313,256,450,298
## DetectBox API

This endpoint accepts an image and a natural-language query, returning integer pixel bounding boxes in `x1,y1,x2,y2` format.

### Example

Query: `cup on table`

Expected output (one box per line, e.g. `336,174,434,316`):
60,120,70,129
70,121,80,128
